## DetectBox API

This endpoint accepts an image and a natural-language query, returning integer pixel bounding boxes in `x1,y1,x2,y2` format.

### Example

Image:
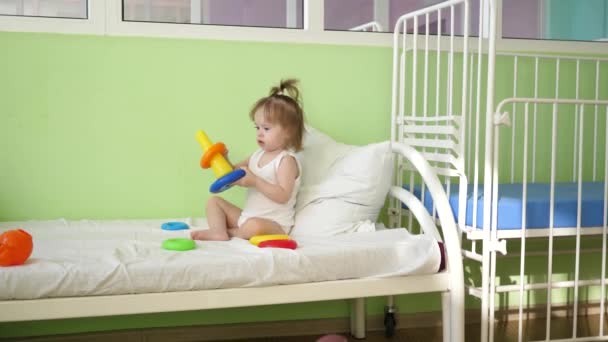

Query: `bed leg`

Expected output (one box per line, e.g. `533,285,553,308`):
442,291,451,342
350,298,366,339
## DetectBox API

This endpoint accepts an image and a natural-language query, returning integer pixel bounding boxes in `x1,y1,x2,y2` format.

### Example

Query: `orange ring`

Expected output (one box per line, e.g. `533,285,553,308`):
200,142,227,169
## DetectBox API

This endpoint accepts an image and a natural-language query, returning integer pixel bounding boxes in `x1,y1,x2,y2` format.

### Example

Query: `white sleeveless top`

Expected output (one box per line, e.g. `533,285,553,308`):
237,149,301,231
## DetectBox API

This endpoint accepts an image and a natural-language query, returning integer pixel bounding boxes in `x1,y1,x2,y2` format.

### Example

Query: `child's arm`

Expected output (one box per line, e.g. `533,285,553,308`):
237,155,299,204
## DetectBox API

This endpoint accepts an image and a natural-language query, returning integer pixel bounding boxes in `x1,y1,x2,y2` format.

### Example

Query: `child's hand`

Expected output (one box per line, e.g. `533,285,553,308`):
235,167,257,188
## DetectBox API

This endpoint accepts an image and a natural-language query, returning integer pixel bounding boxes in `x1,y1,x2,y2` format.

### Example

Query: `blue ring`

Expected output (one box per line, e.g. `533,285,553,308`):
161,222,189,231
210,169,246,193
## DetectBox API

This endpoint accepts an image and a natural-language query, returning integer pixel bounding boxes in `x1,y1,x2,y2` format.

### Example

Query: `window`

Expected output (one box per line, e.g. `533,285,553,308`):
502,0,608,42
324,0,480,37
122,0,304,29
0,0,87,19
0,0,604,53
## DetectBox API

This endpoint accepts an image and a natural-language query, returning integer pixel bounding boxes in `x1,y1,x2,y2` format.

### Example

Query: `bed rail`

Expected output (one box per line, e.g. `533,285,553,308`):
389,2,471,340
462,52,608,342
349,21,383,32
490,98,608,342
389,141,464,342
464,54,608,235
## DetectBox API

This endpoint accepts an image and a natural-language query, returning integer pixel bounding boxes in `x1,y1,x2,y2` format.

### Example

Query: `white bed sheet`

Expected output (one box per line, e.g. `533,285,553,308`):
0,219,441,300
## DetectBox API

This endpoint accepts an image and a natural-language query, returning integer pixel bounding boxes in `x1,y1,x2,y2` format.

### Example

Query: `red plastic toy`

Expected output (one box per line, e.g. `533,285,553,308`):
258,239,298,250
0,229,33,266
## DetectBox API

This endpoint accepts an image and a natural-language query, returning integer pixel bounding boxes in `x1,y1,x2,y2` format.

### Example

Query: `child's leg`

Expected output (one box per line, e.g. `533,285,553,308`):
190,196,241,241
229,217,285,240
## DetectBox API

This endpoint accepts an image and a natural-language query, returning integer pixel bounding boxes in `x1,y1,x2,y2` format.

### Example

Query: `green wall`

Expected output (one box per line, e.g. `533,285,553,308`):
0,32,392,222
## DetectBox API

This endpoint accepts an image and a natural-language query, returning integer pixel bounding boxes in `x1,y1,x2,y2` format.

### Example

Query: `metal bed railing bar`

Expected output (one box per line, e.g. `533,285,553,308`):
492,98,608,342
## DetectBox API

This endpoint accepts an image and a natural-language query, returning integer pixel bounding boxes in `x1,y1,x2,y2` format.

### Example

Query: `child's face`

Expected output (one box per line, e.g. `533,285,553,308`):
253,109,289,152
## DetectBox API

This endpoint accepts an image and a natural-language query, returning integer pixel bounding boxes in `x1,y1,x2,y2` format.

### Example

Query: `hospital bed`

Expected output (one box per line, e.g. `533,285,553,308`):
0,140,465,341
390,0,608,341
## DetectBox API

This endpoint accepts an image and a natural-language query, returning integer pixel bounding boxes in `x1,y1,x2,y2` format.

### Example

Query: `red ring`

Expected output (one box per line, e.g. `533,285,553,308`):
200,142,227,169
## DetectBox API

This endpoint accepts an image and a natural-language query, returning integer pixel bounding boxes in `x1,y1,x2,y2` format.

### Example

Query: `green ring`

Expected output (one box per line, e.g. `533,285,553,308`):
162,238,196,251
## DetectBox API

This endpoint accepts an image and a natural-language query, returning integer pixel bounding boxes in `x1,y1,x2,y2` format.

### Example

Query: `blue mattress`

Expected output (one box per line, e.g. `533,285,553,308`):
408,182,606,229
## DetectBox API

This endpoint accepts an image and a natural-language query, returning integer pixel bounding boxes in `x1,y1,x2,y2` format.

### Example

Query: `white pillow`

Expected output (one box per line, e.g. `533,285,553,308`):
291,126,393,238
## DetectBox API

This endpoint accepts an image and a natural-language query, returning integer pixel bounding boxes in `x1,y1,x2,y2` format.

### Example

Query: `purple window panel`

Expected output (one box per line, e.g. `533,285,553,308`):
208,0,303,29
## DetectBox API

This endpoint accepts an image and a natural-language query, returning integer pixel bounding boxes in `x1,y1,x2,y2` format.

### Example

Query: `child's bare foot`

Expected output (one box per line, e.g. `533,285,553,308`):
190,229,229,241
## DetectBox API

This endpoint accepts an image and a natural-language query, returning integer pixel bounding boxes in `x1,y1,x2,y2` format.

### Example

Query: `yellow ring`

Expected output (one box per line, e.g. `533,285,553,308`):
249,234,290,246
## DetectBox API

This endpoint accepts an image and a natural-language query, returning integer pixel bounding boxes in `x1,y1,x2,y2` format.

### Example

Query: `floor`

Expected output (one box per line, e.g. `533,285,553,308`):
223,315,608,342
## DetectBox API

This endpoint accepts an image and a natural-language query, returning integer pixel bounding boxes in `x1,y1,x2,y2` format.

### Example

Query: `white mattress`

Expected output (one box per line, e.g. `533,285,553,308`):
0,219,441,300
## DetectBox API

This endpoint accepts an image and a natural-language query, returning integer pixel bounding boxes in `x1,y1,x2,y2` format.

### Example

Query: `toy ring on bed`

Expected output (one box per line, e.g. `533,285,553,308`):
161,222,189,231
258,239,298,250
162,238,196,251
249,234,289,246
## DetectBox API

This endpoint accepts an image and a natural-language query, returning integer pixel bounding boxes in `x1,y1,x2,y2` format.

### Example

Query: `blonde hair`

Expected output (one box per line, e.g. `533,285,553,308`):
249,79,305,151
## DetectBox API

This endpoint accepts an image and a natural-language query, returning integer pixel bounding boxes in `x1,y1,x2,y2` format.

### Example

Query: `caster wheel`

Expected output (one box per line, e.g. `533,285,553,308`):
384,311,396,338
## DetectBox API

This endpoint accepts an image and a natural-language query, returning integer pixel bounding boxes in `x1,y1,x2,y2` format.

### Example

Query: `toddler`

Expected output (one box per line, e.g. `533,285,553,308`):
191,79,305,241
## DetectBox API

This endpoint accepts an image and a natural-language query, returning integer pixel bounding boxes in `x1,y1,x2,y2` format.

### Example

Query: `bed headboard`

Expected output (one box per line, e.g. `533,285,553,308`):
389,0,482,233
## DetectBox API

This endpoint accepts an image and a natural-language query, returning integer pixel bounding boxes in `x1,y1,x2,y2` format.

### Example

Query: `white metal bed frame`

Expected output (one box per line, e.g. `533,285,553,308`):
349,21,384,32
389,0,608,341
0,143,465,342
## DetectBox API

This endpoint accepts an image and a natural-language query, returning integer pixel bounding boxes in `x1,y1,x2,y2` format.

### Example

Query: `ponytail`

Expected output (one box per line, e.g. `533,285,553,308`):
250,78,305,151
270,79,301,106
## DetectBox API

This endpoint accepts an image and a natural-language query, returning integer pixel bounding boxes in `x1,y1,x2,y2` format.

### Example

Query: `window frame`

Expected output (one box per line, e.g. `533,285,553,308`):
0,1,104,35
0,0,605,54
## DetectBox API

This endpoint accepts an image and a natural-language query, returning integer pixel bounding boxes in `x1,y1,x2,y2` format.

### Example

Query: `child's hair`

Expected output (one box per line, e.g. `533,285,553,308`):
249,79,305,151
